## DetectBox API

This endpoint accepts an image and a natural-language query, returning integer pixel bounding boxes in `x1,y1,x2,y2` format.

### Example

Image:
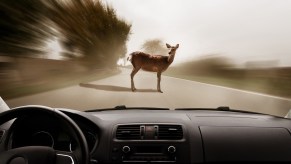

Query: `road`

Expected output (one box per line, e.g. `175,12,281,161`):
6,68,291,117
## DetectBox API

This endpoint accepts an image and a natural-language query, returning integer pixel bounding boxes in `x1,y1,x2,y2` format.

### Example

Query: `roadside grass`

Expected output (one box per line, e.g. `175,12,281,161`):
164,72,291,99
1,69,120,100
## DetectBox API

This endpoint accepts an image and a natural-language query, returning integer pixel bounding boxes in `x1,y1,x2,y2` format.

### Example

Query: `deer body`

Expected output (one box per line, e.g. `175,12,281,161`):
128,43,179,93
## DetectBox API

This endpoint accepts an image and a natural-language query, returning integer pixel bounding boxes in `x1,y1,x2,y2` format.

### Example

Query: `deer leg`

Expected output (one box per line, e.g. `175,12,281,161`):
130,67,140,92
157,72,163,93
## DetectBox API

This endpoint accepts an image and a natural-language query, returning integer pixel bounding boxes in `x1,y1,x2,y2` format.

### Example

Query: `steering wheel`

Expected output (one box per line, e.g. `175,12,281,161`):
0,105,89,164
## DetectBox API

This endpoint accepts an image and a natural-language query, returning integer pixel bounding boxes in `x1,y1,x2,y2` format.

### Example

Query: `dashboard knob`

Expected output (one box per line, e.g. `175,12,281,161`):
168,146,176,153
122,146,131,153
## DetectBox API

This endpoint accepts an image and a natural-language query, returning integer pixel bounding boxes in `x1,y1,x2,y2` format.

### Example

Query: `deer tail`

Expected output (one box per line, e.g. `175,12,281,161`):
127,52,134,62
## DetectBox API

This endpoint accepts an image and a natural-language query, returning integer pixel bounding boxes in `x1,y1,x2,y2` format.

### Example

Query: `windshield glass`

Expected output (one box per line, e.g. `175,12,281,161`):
0,0,290,117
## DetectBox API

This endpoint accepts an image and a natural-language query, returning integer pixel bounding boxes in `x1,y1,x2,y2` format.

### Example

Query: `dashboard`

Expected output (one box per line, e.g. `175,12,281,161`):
1,108,291,163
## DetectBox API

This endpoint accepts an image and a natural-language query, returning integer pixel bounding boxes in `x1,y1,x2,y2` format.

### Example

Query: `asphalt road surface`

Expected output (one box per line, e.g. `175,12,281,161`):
6,68,291,117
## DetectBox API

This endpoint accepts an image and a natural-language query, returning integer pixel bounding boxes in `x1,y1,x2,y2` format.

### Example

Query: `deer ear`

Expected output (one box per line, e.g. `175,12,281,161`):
166,43,171,48
176,44,179,48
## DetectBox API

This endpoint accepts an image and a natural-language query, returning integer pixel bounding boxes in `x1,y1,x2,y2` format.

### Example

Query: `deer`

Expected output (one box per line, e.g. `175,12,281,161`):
127,43,179,93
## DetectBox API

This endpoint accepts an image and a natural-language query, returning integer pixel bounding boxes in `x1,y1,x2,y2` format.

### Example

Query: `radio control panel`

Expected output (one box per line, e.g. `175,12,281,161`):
111,144,180,163
112,124,189,163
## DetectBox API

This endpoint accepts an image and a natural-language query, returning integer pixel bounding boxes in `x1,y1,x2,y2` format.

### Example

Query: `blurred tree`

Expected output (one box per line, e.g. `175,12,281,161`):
0,0,131,69
45,0,131,68
0,0,52,56
141,39,168,55
173,55,235,75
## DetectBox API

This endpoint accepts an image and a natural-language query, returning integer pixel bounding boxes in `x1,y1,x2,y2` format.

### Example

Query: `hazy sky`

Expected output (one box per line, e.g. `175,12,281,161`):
104,0,291,66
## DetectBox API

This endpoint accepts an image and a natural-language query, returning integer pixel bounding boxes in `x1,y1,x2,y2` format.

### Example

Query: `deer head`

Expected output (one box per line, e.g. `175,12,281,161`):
166,43,179,55
166,43,179,63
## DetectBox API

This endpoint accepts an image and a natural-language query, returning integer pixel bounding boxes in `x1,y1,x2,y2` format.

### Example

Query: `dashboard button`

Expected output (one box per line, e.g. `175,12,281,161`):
168,146,176,153
122,146,130,153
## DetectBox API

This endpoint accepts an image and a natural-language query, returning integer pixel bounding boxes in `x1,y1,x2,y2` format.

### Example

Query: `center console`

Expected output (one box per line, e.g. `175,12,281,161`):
111,124,189,163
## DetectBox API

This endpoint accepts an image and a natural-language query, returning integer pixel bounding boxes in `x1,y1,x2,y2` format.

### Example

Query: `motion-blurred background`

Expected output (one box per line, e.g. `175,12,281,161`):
1,0,290,100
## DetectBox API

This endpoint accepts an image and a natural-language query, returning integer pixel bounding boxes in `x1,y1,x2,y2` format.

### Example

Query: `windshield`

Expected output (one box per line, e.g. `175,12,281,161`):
0,0,290,117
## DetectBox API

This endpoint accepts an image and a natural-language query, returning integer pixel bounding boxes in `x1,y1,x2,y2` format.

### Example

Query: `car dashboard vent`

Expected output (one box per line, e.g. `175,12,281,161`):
116,125,141,140
158,125,183,140
116,124,183,140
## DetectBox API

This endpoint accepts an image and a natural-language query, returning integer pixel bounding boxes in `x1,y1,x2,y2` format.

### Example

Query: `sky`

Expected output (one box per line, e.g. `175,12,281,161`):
104,0,291,67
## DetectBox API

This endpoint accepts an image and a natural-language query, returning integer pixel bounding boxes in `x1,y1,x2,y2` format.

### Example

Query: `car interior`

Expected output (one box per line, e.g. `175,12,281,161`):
1,0,291,164
1,104,291,164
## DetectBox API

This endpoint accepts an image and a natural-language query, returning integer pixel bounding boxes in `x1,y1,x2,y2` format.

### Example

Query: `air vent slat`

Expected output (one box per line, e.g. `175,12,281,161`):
116,125,141,140
158,125,183,140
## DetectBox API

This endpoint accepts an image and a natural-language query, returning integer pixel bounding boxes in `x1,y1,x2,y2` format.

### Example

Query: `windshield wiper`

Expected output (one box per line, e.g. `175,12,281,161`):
85,105,169,112
175,106,262,115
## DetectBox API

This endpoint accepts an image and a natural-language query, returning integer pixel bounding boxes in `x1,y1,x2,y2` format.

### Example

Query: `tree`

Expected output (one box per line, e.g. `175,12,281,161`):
0,0,52,56
0,0,131,68
141,39,168,55
46,0,131,68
